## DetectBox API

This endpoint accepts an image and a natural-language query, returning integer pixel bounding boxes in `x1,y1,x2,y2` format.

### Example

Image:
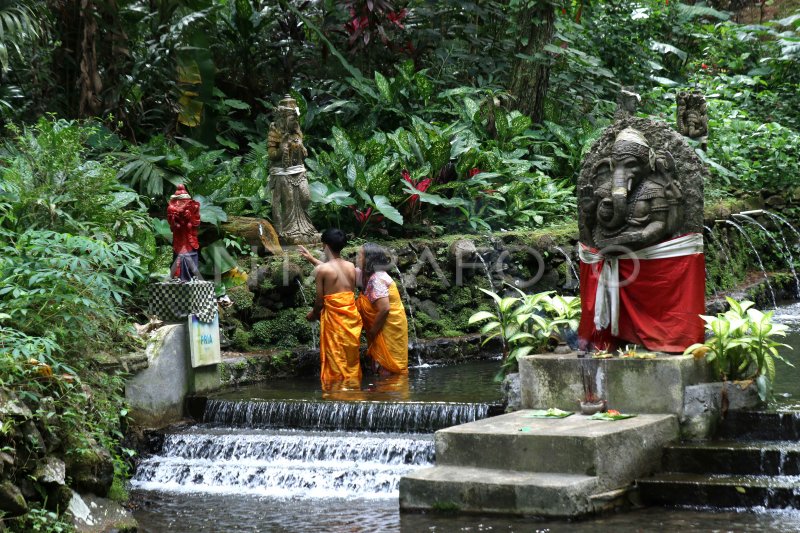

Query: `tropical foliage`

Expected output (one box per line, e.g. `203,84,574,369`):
469,288,580,376
685,298,794,401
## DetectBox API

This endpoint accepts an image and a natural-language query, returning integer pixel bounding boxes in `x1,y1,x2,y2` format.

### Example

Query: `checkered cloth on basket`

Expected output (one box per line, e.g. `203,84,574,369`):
149,280,218,323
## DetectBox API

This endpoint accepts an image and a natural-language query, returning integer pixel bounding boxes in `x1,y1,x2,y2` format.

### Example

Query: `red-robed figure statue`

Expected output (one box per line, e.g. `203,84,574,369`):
167,184,201,281
576,120,706,353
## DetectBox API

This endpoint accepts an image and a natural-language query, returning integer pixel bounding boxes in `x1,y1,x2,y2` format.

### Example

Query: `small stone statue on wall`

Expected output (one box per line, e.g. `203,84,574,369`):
267,95,319,245
167,184,201,281
676,90,708,149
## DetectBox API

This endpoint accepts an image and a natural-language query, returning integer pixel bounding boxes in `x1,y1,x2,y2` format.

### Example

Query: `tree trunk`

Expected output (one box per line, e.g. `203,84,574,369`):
78,0,102,117
221,216,283,256
509,2,555,124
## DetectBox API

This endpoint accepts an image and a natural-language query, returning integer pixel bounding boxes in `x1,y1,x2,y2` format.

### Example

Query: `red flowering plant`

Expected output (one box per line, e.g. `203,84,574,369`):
343,0,408,51
401,168,431,209
350,205,385,236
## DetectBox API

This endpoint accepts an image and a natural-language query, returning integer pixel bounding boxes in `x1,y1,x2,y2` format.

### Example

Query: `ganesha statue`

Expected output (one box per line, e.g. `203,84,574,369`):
576,118,707,353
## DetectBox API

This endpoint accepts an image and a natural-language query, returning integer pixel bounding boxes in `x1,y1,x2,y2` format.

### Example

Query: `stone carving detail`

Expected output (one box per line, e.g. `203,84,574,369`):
268,95,319,245
676,90,708,149
616,87,641,117
578,117,705,252
167,184,201,280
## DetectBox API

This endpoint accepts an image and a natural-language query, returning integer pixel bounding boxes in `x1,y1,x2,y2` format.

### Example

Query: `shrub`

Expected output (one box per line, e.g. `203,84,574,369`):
251,309,313,348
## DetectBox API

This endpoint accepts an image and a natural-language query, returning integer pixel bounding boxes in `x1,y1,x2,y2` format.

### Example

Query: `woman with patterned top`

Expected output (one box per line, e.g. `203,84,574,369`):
355,243,408,375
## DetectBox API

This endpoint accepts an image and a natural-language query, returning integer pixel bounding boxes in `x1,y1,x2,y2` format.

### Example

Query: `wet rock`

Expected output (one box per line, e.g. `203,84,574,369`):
417,300,440,320
47,485,74,513
502,373,521,412
20,420,46,458
64,437,114,497
34,456,66,486
448,239,477,269
66,491,138,533
0,451,14,477
0,481,27,516
0,390,32,419
765,195,785,208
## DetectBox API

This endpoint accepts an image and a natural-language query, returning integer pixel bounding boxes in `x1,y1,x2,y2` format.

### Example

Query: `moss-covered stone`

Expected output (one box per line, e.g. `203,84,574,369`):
231,328,252,351
227,285,255,312
252,308,313,348
63,435,114,497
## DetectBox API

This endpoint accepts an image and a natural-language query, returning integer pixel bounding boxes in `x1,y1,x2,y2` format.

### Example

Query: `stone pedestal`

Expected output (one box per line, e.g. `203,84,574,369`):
400,411,678,517
518,352,709,416
126,324,221,427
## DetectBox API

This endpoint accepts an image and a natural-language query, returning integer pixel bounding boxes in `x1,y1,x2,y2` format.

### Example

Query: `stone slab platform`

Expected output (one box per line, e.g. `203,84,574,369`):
434,410,677,489
518,353,709,416
400,410,678,517
400,467,599,516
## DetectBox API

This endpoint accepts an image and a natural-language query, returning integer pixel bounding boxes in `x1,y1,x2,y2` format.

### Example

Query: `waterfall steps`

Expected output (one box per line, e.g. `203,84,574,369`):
400,410,679,517
638,411,800,509
132,398,499,500
132,428,436,498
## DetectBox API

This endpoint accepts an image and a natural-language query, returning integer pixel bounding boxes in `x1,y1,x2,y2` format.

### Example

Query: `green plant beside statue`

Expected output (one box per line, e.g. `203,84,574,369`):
468,286,580,378
684,297,793,402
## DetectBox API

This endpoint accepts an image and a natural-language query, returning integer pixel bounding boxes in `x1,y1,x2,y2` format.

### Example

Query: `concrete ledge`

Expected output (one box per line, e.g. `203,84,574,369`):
434,411,678,490
400,466,599,517
126,325,221,428
519,353,709,415
400,410,679,517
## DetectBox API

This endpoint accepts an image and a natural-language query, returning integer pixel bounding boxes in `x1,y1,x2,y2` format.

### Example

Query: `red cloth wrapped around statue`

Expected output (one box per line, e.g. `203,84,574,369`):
167,185,201,280
577,233,705,353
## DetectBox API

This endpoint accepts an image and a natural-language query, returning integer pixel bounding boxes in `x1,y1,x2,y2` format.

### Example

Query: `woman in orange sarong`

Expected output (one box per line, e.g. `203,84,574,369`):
356,243,408,375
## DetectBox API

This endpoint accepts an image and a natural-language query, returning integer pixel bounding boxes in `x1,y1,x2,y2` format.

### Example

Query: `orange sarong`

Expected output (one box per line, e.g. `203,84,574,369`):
356,283,408,374
320,291,363,389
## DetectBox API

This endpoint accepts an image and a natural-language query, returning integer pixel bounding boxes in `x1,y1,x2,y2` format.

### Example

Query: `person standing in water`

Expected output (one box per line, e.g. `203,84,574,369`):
356,243,408,375
298,229,363,389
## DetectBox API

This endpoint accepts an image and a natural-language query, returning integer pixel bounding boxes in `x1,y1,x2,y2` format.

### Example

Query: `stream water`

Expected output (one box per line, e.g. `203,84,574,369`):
132,304,800,532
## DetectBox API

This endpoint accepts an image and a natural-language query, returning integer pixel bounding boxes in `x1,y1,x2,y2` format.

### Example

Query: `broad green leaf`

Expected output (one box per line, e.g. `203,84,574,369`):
469,311,497,324
373,195,403,226
375,71,392,102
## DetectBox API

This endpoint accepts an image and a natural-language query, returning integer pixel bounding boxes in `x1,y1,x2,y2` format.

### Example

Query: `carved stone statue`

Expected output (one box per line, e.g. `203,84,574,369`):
268,95,319,245
576,117,706,353
676,91,708,149
167,184,201,281
579,127,683,251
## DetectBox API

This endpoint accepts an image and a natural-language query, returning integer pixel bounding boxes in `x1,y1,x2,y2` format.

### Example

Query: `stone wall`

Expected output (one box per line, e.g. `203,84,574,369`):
212,196,797,357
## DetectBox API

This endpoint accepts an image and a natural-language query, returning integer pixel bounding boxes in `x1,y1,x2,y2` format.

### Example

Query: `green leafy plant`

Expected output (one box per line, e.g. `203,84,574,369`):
684,298,793,401
469,288,580,377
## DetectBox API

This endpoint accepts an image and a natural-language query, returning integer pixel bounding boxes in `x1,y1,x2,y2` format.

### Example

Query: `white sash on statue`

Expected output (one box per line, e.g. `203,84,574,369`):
578,233,704,335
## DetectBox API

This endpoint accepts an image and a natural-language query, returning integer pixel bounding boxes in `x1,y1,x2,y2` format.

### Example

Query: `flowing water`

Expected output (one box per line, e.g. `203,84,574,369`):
392,265,420,362
132,305,800,532
553,245,580,288
725,220,777,307
734,214,800,300
294,279,319,350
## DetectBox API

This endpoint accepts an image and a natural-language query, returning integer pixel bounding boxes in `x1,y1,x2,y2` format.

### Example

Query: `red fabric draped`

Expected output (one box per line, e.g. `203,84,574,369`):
578,249,705,353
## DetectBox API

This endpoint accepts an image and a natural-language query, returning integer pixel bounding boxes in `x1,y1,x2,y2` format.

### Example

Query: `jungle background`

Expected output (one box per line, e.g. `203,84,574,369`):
1,0,799,529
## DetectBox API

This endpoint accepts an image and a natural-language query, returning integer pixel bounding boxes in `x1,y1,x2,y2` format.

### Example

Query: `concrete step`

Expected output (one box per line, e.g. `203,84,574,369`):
716,411,800,441
400,465,600,517
433,410,678,488
664,440,800,476
638,472,800,509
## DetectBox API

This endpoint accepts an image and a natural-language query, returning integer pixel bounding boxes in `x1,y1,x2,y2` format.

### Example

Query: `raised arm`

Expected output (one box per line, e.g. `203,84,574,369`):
298,245,323,267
